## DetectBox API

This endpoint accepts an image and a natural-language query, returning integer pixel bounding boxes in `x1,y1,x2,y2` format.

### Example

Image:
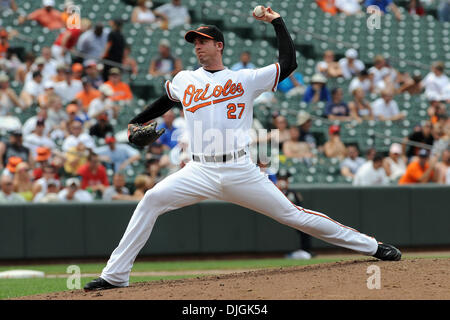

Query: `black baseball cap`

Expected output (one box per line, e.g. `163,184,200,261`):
185,25,225,47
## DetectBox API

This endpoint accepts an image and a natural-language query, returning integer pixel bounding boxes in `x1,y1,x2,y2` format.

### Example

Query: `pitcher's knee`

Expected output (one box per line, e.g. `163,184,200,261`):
141,187,170,216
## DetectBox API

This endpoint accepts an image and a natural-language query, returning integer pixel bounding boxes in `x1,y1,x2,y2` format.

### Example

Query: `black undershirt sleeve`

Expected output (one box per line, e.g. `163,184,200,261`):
128,94,181,124
271,17,298,82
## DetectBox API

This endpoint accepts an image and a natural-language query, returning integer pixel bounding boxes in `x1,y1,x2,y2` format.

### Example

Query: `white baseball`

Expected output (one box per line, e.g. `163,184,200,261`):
253,5,265,18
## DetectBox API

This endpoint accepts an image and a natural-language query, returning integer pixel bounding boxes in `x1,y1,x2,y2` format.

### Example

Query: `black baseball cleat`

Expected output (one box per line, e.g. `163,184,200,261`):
84,277,119,291
372,242,402,261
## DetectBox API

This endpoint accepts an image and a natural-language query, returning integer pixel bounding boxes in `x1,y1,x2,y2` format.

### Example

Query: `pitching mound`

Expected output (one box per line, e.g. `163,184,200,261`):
18,258,450,300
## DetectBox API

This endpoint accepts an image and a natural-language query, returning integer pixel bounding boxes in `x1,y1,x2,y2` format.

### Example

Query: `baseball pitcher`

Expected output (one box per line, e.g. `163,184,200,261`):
85,7,401,291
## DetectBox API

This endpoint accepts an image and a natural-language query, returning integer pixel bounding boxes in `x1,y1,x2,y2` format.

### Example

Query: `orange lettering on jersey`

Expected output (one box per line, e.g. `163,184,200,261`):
184,80,245,113
183,84,195,106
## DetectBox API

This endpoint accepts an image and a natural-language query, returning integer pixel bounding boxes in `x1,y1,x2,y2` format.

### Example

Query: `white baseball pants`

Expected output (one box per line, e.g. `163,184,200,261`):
101,158,378,286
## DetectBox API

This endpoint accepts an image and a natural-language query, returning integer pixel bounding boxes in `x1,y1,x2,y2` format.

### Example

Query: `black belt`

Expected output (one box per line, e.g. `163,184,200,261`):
192,149,247,163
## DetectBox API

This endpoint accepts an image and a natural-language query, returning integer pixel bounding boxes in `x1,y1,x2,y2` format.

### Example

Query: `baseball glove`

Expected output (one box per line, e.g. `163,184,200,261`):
127,122,165,147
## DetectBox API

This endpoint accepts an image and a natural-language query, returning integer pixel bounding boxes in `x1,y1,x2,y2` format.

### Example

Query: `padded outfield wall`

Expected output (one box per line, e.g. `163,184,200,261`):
0,185,449,259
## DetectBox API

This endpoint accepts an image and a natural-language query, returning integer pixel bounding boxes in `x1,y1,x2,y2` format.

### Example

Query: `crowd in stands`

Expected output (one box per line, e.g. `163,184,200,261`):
0,0,449,204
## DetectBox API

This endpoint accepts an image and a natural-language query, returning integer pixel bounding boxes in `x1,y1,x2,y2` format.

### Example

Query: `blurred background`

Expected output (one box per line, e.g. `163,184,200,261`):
0,0,449,262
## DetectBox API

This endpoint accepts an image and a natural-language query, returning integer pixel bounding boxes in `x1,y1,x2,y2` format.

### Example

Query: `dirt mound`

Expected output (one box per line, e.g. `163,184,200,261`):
18,258,450,300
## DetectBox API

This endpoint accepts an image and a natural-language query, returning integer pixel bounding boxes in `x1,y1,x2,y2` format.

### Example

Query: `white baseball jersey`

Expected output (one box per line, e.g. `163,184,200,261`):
165,63,280,155
100,63,380,287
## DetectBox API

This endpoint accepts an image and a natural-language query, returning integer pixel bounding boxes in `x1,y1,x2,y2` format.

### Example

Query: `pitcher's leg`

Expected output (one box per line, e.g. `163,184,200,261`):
222,164,378,255
101,162,220,286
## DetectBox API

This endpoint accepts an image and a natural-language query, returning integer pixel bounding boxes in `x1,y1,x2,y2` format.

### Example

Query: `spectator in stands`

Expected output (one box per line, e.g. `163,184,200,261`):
156,109,180,150
353,153,389,186
399,148,437,184
88,83,118,121
404,121,434,159
33,178,60,203
396,71,422,95
24,56,48,85
427,99,447,125
1,156,21,177
32,163,60,200
148,39,182,78
270,114,291,151
102,172,130,201
339,49,365,80
104,68,133,103
324,125,346,159
297,111,318,150
0,0,17,12
122,45,138,76
324,87,352,121
37,81,55,108
76,77,101,112
372,88,405,121
102,19,126,81
111,174,154,201
349,87,374,121
349,69,373,96
54,67,83,104
18,0,65,30
20,71,44,108
316,50,343,78
144,157,163,183
51,19,90,65
0,29,9,59
277,71,305,98
64,141,89,176
383,143,407,182
420,61,449,102
77,152,109,196
0,130,32,171
340,144,365,179
316,0,338,15
12,162,34,201
278,173,313,260
131,0,168,27
231,51,256,71
369,55,387,90
51,64,67,83
154,0,191,29
40,46,58,81
95,135,141,172
31,147,53,180
0,73,24,115
335,0,362,15
46,95,67,135
303,73,331,104
89,112,114,138
15,52,35,83
282,126,314,160
77,22,110,62
0,174,25,203
23,118,56,157
83,60,103,89
62,119,96,152
436,149,450,184
364,0,403,20
408,0,425,16
71,63,83,80
438,0,450,22
58,177,93,202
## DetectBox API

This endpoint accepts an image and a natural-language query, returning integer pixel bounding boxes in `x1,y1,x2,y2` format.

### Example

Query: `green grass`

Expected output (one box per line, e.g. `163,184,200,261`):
0,257,344,299
1,254,448,300
0,275,199,300
0,257,342,274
